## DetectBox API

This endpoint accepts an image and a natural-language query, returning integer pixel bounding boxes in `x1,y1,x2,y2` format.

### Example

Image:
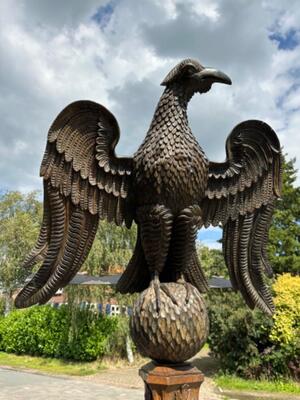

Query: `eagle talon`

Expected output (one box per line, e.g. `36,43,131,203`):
176,275,191,304
160,284,179,306
150,272,162,315
184,283,191,304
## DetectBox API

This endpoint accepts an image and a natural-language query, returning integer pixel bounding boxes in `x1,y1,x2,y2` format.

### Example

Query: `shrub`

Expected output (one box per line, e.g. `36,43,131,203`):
0,297,5,316
0,305,118,361
270,274,300,380
105,315,136,359
270,274,300,346
66,307,118,361
207,274,300,380
207,291,275,378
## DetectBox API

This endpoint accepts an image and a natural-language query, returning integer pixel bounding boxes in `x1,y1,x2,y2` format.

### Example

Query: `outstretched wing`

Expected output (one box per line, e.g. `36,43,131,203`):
15,100,133,308
201,120,282,315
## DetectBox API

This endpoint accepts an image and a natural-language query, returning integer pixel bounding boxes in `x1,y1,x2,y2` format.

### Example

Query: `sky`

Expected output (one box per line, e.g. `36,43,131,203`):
0,0,300,248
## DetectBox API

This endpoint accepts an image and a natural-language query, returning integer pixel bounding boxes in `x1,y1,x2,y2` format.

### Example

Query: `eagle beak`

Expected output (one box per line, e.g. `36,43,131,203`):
195,68,232,85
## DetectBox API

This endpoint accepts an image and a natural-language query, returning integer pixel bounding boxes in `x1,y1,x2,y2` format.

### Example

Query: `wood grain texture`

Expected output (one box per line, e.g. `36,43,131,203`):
15,181,99,307
41,100,133,225
16,59,282,317
130,282,209,363
140,362,204,400
201,120,282,315
16,100,133,308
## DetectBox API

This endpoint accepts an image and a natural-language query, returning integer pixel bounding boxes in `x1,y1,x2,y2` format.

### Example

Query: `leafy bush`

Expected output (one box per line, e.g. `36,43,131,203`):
0,305,118,361
208,274,300,380
270,274,300,380
0,297,5,316
271,274,300,345
207,291,274,378
105,315,136,359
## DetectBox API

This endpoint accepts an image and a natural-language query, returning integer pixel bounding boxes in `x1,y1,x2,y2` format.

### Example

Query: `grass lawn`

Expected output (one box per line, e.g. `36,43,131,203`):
215,374,300,395
0,351,146,376
0,352,105,376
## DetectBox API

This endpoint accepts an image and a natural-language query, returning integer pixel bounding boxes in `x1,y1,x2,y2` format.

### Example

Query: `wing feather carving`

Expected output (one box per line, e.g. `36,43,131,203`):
201,120,282,315
15,100,133,308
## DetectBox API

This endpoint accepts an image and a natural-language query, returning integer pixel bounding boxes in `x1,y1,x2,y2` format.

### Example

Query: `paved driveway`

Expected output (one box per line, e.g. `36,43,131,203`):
0,368,143,400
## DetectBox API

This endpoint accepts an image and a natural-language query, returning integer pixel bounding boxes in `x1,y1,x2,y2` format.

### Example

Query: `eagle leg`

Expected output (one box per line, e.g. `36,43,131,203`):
169,205,202,303
137,204,173,314
150,271,162,314
175,274,192,304
160,283,179,306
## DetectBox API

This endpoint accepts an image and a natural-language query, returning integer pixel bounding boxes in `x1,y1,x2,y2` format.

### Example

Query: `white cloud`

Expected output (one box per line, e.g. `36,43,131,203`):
199,240,222,250
17,0,106,29
0,0,299,194
282,86,300,111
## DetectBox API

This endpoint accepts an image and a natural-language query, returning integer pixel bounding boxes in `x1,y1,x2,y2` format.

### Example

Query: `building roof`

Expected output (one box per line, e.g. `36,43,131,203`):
69,274,120,285
69,273,232,289
208,276,232,289
23,273,231,289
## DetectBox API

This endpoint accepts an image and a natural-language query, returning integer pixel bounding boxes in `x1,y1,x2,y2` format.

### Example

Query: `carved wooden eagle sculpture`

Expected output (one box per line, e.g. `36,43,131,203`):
15,59,282,316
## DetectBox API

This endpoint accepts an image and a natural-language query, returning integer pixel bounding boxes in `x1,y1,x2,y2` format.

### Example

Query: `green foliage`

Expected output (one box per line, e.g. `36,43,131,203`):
65,287,137,360
268,157,300,274
208,274,300,379
0,351,104,376
106,315,134,358
197,244,228,278
0,191,42,310
0,297,5,316
269,274,300,380
207,290,274,378
0,190,137,297
67,307,118,361
270,274,300,346
0,189,137,316
0,305,118,361
215,374,300,394
83,220,137,274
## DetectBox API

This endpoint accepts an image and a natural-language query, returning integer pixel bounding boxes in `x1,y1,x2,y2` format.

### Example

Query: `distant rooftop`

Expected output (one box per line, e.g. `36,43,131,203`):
23,273,232,289
208,275,232,289
70,274,120,286
69,273,232,289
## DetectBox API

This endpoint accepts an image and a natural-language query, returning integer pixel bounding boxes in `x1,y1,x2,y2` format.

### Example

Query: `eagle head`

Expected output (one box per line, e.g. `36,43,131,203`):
161,58,231,94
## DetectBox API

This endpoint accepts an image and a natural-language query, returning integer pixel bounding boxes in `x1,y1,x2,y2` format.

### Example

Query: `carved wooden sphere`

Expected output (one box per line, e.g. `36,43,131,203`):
130,282,209,363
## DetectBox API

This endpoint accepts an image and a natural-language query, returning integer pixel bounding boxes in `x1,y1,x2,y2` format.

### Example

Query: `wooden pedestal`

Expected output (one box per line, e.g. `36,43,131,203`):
139,362,204,400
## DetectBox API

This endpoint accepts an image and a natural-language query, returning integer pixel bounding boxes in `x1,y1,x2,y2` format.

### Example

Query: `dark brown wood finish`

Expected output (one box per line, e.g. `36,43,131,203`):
16,58,282,319
140,362,204,400
130,282,209,363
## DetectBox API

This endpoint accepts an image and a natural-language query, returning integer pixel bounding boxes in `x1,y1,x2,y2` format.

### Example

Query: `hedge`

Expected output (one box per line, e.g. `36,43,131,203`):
270,274,300,346
0,305,118,361
207,274,300,380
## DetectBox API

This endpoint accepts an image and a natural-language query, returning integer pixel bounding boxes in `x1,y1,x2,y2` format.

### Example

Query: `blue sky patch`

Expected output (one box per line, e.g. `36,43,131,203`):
270,29,299,50
92,2,115,29
197,226,222,249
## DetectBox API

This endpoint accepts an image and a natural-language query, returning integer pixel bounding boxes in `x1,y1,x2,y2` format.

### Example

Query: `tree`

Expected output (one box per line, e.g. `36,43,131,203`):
0,191,42,313
197,243,228,278
83,220,137,275
268,158,300,275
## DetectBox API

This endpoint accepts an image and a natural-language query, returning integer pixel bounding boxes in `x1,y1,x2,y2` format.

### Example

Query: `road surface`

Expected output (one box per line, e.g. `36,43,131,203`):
0,367,143,400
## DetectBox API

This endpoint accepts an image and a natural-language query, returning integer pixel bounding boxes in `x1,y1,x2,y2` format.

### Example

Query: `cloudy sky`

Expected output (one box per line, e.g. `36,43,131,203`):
1,0,300,247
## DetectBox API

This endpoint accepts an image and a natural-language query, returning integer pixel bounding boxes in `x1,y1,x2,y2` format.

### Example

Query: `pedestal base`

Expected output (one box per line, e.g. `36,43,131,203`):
139,361,204,400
